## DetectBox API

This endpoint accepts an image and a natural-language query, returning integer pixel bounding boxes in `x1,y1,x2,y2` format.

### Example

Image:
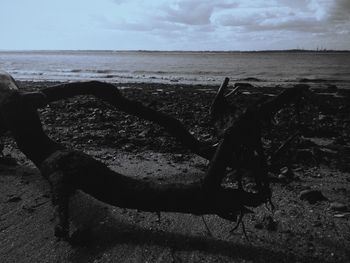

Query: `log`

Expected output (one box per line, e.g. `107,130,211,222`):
0,72,308,240
0,74,269,240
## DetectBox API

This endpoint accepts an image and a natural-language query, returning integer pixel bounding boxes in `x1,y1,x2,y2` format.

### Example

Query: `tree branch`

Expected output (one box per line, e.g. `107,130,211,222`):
0,75,268,240
0,73,309,240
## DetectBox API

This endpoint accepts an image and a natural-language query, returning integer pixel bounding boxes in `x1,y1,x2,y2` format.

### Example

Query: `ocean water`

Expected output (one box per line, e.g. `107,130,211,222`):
0,50,349,88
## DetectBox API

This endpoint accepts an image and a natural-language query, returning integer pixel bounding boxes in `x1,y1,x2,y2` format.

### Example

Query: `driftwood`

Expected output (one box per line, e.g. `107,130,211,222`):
0,71,309,240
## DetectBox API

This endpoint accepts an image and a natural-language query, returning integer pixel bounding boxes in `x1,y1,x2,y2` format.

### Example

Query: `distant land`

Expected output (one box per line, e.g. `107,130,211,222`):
127,49,350,53
0,49,350,53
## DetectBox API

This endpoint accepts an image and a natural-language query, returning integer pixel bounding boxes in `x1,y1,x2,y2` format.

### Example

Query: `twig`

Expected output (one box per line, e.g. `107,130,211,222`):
225,86,240,98
210,77,230,113
230,210,250,241
230,210,244,233
241,220,249,242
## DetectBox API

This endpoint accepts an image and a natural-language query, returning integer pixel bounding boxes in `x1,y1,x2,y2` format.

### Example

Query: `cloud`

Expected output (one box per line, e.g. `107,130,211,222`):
0,0,348,50
161,0,238,26
105,0,347,35
110,20,185,32
101,0,240,31
99,0,350,50
215,0,350,35
329,0,350,22
111,0,129,4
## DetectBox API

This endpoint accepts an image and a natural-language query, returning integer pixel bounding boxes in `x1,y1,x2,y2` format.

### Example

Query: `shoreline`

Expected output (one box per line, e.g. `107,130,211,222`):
11,77,350,90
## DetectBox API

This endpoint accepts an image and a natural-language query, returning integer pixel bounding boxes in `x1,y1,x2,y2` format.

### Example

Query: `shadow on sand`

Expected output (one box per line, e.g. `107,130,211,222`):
67,214,323,263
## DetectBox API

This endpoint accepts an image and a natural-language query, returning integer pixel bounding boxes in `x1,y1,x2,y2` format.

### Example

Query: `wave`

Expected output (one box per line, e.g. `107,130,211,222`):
10,70,350,88
135,70,168,74
95,69,112,74
6,69,350,89
67,69,129,74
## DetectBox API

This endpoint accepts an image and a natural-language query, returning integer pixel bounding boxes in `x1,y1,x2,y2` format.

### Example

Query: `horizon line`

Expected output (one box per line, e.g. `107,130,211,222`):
1,48,350,53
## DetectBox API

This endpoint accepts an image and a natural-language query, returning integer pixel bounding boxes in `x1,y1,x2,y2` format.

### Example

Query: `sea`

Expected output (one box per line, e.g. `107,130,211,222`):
0,50,349,89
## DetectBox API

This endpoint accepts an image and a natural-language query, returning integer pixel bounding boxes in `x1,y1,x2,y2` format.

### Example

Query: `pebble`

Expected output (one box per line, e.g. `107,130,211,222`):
333,214,346,218
278,174,286,180
280,167,289,174
330,202,347,212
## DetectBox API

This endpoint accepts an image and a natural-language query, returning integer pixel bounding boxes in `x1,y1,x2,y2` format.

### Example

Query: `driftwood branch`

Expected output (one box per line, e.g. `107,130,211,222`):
0,76,263,240
0,72,308,240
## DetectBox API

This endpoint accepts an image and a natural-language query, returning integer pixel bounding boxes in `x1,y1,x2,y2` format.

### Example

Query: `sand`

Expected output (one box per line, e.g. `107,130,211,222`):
0,81,350,262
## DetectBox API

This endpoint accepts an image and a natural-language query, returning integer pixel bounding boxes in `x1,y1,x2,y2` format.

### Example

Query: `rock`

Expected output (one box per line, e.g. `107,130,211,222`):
138,128,151,138
277,167,295,182
299,190,328,204
330,202,348,212
333,214,348,218
280,166,289,175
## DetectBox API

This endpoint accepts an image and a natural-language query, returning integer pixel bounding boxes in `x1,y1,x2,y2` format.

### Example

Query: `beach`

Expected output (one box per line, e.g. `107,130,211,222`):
1,80,350,262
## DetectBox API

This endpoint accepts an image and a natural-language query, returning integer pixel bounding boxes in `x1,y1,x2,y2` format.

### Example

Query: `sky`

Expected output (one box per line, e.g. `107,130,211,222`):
0,0,349,51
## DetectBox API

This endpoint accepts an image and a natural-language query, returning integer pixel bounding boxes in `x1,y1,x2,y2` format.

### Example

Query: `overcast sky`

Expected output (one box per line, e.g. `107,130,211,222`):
0,0,349,51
